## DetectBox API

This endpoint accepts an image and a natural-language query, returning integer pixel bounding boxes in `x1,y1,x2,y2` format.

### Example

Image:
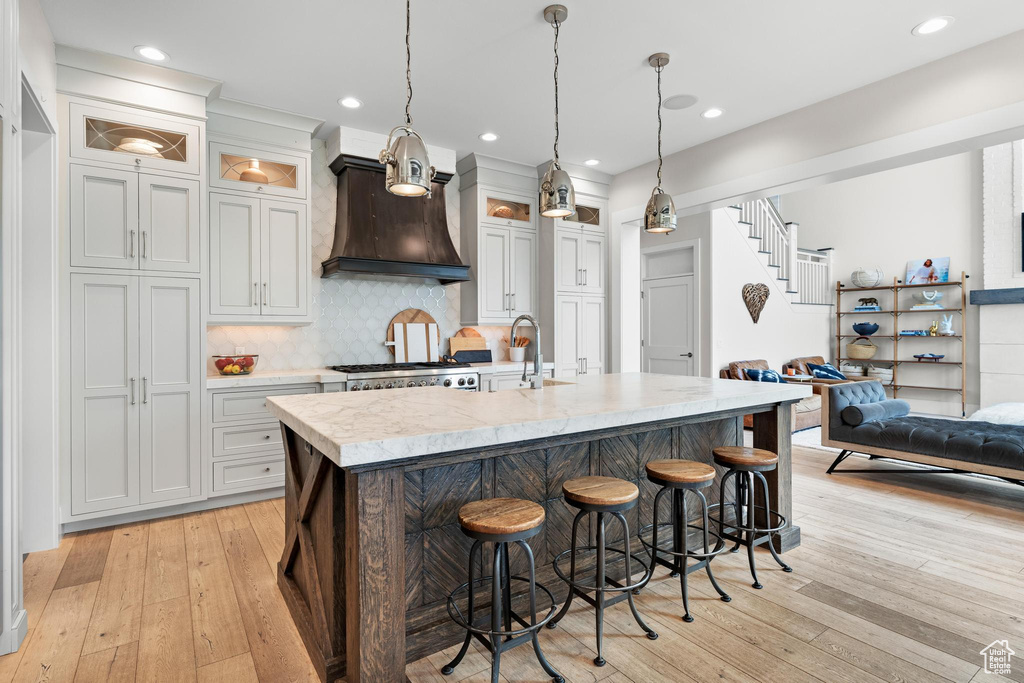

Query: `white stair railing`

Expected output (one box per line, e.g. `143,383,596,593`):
737,199,832,304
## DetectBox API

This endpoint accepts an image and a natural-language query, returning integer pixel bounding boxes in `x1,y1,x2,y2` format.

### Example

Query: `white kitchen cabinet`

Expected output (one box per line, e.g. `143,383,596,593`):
555,198,606,235
139,174,201,273
209,192,309,322
70,165,200,273
509,229,537,317
70,165,139,270
210,140,307,200
554,294,605,377
139,277,201,504
555,228,605,295
70,273,201,515
468,224,536,323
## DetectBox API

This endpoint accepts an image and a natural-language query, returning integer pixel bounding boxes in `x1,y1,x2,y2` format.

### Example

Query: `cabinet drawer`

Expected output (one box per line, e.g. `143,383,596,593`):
213,455,284,493
211,385,317,423
213,422,283,459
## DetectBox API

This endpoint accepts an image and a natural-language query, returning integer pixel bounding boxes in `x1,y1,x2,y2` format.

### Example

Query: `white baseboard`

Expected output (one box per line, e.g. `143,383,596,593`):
0,609,27,655
61,487,285,533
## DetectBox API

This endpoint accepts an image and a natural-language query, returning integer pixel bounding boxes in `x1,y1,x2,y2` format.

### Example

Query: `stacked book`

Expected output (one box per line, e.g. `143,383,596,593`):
853,305,882,312
910,303,943,310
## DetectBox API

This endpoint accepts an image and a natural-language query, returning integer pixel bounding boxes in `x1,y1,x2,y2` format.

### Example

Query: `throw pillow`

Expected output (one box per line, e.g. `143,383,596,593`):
967,403,1024,426
841,399,911,426
743,368,787,383
806,361,847,380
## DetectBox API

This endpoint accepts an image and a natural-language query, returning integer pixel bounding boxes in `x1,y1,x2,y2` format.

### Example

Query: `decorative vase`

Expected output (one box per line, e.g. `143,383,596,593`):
912,290,944,306
851,267,884,288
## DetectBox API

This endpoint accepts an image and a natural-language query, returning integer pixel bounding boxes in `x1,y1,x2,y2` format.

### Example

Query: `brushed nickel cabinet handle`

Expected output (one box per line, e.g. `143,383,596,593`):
142,231,147,258
264,434,271,439
142,377,149,404
131,377,136,405
253,282,258,307
130,230,135,258
263,467,271,472
263,283,268,306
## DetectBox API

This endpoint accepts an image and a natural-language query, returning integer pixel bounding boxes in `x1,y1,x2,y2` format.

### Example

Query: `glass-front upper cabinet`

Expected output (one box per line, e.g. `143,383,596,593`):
70,101,201,175
209,140,307,200
555,198,606,234
480,189,535,230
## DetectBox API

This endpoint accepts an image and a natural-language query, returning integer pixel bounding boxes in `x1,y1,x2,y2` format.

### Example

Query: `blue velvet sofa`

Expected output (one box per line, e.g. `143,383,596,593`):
820,381,1024,484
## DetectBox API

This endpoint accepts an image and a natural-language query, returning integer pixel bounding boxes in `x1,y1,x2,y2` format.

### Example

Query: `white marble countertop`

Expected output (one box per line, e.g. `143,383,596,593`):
266,373,811,468
205,361,553,389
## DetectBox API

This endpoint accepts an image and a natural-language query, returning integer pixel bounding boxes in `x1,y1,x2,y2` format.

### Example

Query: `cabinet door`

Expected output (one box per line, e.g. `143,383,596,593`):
210,193,261,316
555,295,582,377
71,274,140,514
70,165,139,270
556,229,582,293
260,200,309,317
139,277,201,504
509,228,536,317
580,234,606,295
139,174,200,273
580,296,606,375
478,226,511,320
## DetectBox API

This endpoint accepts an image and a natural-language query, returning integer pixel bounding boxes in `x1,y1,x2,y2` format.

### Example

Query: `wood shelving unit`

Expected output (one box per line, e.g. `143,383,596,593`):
834,272,968,416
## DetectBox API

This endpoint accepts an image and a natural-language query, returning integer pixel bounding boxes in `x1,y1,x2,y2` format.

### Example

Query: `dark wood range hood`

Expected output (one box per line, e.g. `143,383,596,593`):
322,155,470,283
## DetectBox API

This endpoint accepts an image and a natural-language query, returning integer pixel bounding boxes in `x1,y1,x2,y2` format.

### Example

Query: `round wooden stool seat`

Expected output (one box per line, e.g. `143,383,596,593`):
645,459,716,487
458,498,545,537
562,476,638,507
712,446,778,471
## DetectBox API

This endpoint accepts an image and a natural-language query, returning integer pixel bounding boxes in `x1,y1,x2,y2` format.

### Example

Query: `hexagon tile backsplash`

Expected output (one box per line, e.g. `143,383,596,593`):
207,139,509,372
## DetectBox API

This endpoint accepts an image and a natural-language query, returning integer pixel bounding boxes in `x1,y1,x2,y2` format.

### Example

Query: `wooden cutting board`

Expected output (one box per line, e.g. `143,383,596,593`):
387,309,438,358
454,327,483,338
449,337,487,355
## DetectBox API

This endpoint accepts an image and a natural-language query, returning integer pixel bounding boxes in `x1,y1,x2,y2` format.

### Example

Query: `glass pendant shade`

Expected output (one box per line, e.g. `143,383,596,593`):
644,190,677,233
380,126,435,197
238,159,269,184
540,162,575,217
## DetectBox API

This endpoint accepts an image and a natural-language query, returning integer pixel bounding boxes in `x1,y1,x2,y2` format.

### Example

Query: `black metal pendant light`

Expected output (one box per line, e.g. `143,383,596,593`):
539,4,576,218
644,53,677,234
379,0,435,197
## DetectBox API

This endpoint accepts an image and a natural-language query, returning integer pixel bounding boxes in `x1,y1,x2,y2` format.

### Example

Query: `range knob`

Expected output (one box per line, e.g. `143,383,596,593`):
458,378,466,386
386,382,394,389
419,380,428,387
362,383,372,391
374,383,383,390
467,377,476,386
429,378,438,386
443,378,452,387
407,380,417,387
350,384,361,391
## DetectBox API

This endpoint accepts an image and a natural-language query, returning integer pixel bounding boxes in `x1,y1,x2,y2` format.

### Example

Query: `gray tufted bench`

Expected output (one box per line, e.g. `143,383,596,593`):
820,381,1024,484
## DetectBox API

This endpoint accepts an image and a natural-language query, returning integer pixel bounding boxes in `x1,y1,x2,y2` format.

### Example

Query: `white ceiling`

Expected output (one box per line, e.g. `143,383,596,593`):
40,0,1024,175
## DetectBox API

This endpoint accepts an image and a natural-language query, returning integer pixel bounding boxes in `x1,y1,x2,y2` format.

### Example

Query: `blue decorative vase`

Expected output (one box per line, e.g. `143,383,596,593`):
852,322,879,336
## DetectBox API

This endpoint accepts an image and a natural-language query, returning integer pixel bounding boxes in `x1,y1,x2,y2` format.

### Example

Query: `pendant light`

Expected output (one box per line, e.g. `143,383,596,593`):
644,53,677,234
379,0,435,197
539,4,575,218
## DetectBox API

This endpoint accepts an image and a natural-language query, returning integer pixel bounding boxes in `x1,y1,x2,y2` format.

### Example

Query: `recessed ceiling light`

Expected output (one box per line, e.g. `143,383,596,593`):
478,132,499,142
584,159,600,166
133,45,168,62
701,107,724,119
663,94,698,111
338,97,363,109
912,16,954,36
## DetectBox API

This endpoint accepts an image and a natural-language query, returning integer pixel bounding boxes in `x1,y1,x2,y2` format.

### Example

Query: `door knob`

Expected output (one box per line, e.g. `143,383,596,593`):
680,352,693,358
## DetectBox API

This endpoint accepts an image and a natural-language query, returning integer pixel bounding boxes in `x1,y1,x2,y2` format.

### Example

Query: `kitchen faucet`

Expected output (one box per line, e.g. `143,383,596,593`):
510,314,543,389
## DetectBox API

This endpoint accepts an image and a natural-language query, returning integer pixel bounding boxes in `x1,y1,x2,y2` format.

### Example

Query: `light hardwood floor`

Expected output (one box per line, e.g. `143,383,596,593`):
3,446,1023,682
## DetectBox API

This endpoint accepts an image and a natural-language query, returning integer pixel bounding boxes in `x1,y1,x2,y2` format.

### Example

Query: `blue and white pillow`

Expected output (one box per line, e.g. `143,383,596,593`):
744,368,787,383
806,362,846,380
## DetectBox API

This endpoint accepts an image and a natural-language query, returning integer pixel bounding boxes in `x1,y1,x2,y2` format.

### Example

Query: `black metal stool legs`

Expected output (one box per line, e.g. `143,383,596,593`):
547,509,585,628
697,488,732,603
518,540,562,681
742,472,763,589
442,540,481,675
612,511,658,639
755,471,793,573
594,513,606,666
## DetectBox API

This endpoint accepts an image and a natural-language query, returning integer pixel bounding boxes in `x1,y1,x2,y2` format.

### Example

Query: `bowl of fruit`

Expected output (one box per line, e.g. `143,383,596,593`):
214,355,258,375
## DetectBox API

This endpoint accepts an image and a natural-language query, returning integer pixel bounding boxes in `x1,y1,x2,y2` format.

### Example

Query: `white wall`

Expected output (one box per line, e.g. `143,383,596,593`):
18,0,55,124
781,152,983,416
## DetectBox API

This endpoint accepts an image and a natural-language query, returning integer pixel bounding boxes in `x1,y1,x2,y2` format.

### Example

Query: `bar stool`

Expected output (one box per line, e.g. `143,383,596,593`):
442,498,563,683
638,459,732,622
710,446,792,589
547,476,658,667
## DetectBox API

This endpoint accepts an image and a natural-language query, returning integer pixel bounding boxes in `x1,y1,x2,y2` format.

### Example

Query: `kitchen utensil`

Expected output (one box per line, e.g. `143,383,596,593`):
454,327,483,338
213,354,259,375
846,337,877,360
395,322,438,363
852,322,879,336
452,349,492,363
387,309,438,358
450,337,487,356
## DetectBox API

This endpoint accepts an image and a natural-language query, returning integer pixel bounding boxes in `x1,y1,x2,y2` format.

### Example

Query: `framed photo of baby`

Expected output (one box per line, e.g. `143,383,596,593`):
905,257,950,284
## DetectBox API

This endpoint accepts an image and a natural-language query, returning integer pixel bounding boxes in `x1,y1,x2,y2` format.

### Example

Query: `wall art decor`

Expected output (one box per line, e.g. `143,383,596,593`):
742,283,770,323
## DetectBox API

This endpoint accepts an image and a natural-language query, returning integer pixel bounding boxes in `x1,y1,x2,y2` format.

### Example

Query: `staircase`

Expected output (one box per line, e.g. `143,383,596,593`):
732,199,834,305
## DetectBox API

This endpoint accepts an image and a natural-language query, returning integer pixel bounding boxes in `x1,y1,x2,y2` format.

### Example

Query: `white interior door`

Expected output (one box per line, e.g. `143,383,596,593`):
555,295,581,377
479,226,510,319
139,174,200,273
580,234,605,295
642,275,696,375
580,296,605,375
69,165,139,270
556,229,581,293
71,274,140,514
509,228,536,317
139,277,201,504
260,199,308,316
210,193,260,316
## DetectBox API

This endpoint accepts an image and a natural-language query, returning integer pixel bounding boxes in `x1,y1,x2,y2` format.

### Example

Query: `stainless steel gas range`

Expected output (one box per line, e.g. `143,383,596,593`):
327,361,480,392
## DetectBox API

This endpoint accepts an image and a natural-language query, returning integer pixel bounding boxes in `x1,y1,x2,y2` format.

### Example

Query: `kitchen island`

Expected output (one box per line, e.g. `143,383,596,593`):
266,373,809,683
